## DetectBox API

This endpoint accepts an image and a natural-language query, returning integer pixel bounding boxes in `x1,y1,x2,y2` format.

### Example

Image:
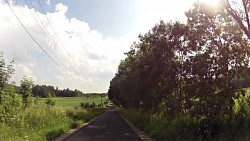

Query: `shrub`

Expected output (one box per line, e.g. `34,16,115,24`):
80,102,90,108
46,128,65,141
45,99,55,107
70,121,81,129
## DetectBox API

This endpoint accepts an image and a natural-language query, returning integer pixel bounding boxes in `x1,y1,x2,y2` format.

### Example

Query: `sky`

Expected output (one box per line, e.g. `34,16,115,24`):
0,0,200,93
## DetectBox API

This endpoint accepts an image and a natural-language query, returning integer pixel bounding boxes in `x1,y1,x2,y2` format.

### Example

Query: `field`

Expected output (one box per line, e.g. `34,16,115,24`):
37,96,108,107
0,95,109,141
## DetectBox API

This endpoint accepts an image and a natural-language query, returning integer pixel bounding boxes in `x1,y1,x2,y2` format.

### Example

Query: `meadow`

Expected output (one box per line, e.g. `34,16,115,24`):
37,96,108,107
0,95,108,141
0,53,109,141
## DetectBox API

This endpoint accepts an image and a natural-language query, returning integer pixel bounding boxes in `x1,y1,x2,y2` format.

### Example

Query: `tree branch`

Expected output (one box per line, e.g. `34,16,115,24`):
242,0,250,33
225,0,250,38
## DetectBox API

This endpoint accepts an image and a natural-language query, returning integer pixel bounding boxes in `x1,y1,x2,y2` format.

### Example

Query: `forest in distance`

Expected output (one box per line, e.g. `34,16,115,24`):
109,1,250,141
5,83,107,98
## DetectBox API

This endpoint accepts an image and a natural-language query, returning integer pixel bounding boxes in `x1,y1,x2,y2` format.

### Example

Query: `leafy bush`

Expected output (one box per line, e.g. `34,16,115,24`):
121,106,250,141
45,99,56,106
80,101,97,109
70,121,82,129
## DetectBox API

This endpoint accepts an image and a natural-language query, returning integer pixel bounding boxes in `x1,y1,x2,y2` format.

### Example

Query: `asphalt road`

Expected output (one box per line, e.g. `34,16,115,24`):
63,106,142,141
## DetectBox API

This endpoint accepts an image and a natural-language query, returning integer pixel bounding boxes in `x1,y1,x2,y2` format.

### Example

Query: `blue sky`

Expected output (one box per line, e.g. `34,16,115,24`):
16,0,137,37
0,0,201,92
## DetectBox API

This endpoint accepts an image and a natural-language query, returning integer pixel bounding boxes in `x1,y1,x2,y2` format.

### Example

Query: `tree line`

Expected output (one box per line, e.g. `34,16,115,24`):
4,83,107,98
32,85,83,97
108,1,250,138
32,86,107,98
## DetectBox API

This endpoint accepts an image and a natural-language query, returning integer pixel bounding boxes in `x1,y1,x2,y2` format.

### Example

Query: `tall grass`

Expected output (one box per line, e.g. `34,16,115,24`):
0,105,106,141
119,90,250,140
120,107,250,141
38,96,108,107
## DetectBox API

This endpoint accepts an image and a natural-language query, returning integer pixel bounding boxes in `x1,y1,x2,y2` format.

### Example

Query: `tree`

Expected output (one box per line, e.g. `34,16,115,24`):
109,21,189,114
20,77,34,109
0,52,14,104
32,85,56,98
108,2,250,120
223,0,250,39
183,2,250,118
0,53,19,123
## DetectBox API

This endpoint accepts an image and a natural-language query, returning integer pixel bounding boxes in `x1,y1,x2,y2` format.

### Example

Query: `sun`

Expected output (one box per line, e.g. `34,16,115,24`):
198,0,219,6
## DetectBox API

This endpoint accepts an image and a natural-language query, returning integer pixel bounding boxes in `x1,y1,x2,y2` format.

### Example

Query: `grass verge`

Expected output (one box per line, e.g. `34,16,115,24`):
120,108,250,141
0,105,106,141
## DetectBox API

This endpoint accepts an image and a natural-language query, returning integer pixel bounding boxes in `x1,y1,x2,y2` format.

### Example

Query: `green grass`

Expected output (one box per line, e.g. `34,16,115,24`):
119,89,250,141
35,96,108,107
0,105,107,141
120,107,250,141
0,96,109,141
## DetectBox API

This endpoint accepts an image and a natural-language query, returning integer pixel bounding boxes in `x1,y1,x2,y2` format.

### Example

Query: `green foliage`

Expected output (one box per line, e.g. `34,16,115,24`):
0,83,21,125
20,76,34,109
0,54,19,124
32,85,97,98
45,99,56,107
0,52,14,93
46,128,65,141
34,95,40,105
32,85,56,98
121,108,250,141
109,2,250,140
38,96,108,107
80,101,99,108
80,102,91,108
0,52,107,141
66,108,106,122
0,103,106,141
45,93,56,107
55,88,83,97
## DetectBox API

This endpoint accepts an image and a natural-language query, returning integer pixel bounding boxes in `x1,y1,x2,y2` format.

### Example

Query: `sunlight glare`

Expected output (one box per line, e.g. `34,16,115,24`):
198,0,219,6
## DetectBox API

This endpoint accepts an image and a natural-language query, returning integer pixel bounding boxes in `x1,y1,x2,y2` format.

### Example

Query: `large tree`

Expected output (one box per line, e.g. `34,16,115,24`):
108,2,250,120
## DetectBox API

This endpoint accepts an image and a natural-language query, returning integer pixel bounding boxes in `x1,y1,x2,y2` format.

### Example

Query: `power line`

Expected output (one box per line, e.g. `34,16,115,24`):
22,0,92,92
26,0,99,91
23,0,95,91
37,0,71,58
35,0,102,91
5,0,91,92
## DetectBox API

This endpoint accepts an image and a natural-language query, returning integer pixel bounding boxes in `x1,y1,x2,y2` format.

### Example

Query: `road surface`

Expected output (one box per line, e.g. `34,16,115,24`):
63,106,142,141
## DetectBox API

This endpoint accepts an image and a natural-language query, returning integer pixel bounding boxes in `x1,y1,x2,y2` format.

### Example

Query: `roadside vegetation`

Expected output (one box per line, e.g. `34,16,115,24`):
0,53,108,141
35,96,108,107
109,1,250,140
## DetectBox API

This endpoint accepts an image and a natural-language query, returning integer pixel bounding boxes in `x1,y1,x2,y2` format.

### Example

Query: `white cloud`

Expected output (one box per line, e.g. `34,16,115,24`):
12,64,37,82
0,1,199,93
55,3,68,14
0,2,132,93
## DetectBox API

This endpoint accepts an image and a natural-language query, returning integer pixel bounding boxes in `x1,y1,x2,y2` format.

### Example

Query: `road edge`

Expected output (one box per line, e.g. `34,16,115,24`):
118,112,155,141
53,110,106,141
